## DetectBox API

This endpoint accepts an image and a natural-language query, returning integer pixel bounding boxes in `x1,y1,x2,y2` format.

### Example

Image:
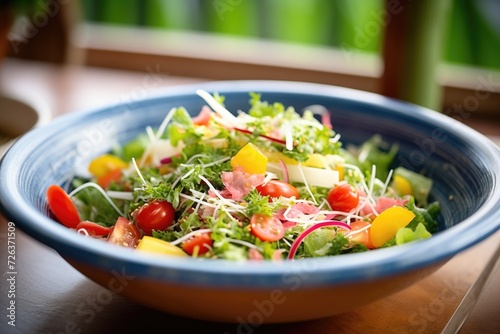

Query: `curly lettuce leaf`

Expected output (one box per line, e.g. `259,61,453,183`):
344,134,399,180
248,92,285,118
302,228,349,257
168,107,202,146
405,196,440,233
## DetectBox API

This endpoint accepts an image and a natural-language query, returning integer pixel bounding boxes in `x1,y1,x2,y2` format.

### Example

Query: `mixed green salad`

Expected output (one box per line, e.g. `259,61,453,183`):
46,90,440,261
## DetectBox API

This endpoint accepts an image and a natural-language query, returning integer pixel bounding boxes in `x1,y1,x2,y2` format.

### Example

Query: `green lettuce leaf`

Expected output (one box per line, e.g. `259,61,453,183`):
71,179,122,227
405,196,440,233
303,228,349,257
395,222,432,245
394,166,433,206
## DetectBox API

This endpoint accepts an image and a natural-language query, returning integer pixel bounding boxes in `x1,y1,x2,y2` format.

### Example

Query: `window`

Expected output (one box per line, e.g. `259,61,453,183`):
80,0,500,70
6,0,500,117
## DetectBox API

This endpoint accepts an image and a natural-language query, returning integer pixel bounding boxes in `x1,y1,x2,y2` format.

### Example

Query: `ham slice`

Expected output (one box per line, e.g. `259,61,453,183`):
219,166,265,201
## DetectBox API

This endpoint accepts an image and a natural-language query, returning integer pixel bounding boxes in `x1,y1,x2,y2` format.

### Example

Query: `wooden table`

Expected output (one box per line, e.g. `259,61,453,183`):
1,58,499,334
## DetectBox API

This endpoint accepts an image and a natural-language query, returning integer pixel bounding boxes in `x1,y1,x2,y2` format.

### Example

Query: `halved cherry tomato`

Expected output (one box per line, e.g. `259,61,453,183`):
181,232,213,256
250,214,285,242
107,217,141,248
349,220,374,249
256,180,300,199
134,200,175,235
46,184,81,229
327,182,359,212
76,221,112,237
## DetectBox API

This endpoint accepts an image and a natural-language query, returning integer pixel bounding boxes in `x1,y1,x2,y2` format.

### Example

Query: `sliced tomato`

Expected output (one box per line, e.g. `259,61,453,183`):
46,184,81,229
181,232,213,256
250,214,285,242
107,217,141,248
76,221,112,237
256,180,300,199
134,200,175,236
327,182,359,213
349,220,374,249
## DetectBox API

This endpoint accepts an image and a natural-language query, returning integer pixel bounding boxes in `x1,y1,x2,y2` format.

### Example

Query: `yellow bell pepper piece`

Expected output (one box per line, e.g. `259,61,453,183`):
262,150,297,165
369,206,416,248
136,236,188,257
394,175,413,196
231,142,268,174
88,154,128,179
336,166,345,181
303,154,328,168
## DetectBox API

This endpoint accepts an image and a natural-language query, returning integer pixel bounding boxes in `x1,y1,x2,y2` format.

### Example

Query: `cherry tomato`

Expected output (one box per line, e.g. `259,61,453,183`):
46,184,81,229
327,182,359,212
76,221,112,237
250,214,285,242
107,216,141,248
134,200,175,235
256,180,300,199
181,232,213,256
349,220,374,249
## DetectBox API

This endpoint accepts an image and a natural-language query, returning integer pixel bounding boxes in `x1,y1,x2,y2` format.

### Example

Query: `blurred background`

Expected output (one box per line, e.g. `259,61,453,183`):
79,0,500,71
1,0,499,122
1,3,499,333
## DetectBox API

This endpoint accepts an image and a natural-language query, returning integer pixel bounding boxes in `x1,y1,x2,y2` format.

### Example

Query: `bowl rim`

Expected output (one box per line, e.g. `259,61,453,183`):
1,80,500,288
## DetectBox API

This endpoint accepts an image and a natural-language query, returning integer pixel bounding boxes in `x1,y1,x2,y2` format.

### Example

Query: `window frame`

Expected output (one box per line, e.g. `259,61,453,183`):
0,22,458,121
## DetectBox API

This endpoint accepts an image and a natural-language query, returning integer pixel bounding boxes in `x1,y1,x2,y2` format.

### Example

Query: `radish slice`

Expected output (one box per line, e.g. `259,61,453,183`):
322,112,332,130
304,104,332,130
278,159,289,183
160,156,174,164
233,127,287,145
288,221,351,260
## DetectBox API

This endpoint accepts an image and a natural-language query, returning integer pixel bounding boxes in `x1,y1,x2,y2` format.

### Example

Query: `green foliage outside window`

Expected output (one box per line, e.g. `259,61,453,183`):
81,0,500,70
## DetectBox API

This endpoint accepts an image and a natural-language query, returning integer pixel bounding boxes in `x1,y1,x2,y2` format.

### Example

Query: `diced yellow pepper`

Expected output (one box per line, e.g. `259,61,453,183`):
324,154,345,181
369,206,416,248
394,175,413,196
336,166,345,181
136,236,188,257
262,150,297,165
231,142,268,174
303,154,328,168
88,154,128,178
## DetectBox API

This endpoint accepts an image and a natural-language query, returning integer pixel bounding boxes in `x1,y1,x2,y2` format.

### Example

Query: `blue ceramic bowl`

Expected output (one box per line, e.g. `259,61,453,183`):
1,81,500,323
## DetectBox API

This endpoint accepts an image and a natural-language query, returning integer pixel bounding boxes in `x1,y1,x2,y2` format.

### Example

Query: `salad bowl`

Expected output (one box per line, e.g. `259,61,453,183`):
1,80,500,324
